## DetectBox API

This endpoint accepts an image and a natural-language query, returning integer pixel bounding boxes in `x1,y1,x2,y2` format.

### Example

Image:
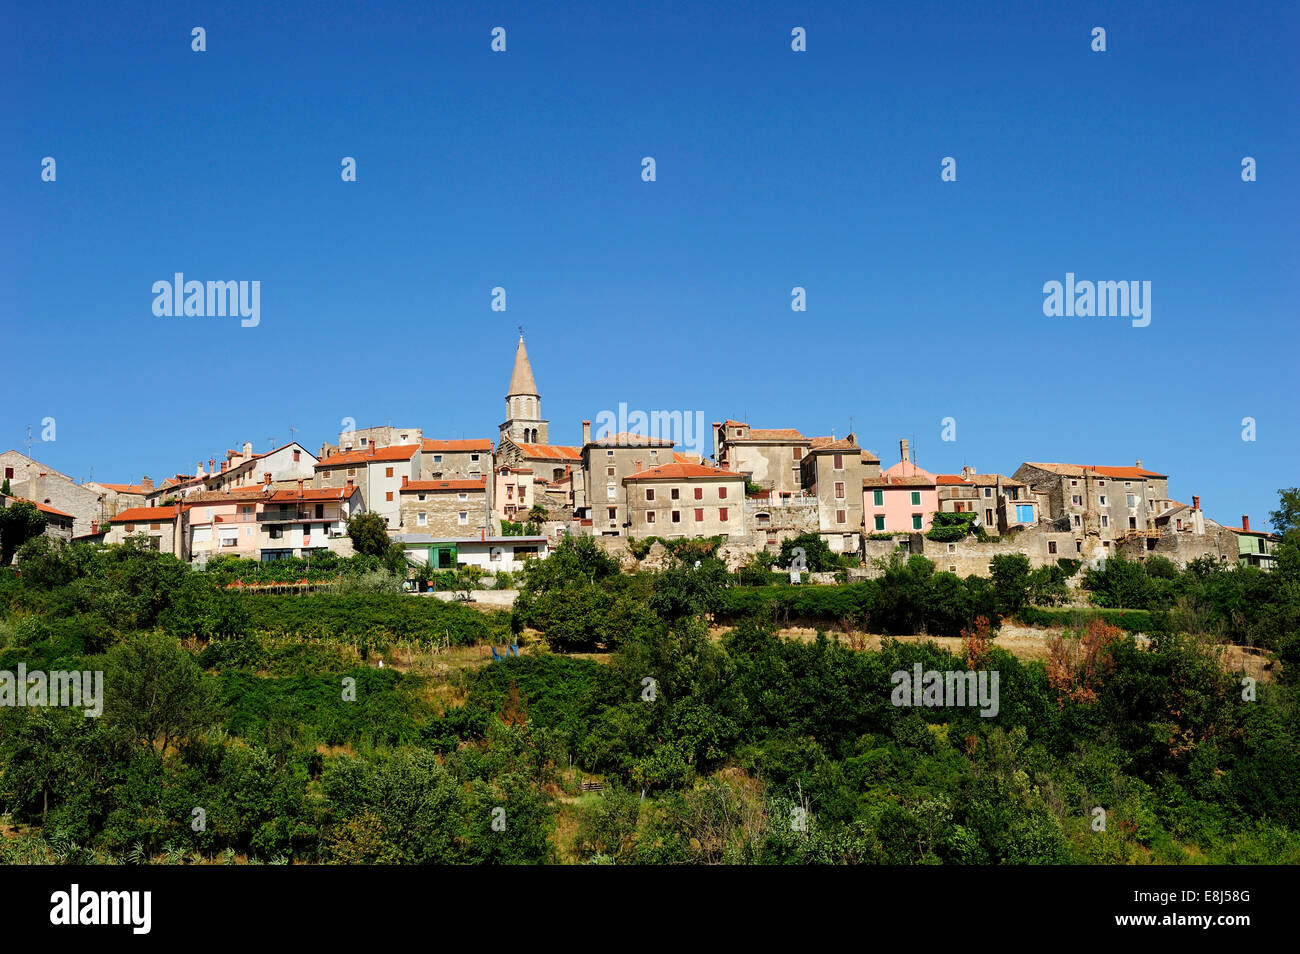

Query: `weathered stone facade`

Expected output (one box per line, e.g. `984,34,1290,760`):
399,477,489,536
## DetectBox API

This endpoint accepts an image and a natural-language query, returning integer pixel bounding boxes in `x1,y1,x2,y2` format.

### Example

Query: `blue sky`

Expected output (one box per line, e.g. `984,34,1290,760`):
3,0,1296,528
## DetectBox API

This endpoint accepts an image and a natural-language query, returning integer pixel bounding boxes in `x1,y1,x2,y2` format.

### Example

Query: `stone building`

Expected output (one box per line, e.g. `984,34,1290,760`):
314,443,420,527
715,420,816,496
1,449,106,537
106,505,184,557
422,439,492,480
1013,461,1173,545
936,466,1037,535
621,462,747,540
320,425,423,459
399,476,490,536
257,483,363,560
498,335,549,451
84,478,152,519
1222,515,1282,570
799,435,867,554
582,426,677,536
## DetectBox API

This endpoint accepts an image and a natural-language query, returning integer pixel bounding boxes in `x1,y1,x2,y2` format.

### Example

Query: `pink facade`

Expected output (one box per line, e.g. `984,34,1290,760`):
864,461,939,533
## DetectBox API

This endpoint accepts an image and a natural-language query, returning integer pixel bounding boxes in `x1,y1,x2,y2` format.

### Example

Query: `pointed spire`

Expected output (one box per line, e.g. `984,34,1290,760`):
508,335,539,397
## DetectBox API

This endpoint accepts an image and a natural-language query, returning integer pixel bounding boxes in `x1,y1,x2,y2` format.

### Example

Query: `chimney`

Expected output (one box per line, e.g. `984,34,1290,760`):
243,441,253,458
1242,515,1250,532
900,438,910,464
141,476,153,490
1136,459,1142,469
220,461,227,473
196,461,204,477
582,420,591,444
634,459,642,473
91,520,98,533
402,475,409,487
345,478,355,494
1192,495,1200,511
297,479,304,495
264,472,272,486
209,458,215,472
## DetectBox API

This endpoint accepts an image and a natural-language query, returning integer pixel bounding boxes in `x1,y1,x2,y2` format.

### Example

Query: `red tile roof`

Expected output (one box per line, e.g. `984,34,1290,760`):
93,482,150,495
9,497,75,519
402,478,488,492
422,438,493,452
1024,462,1167,480
936,475,972,485
514,443,582,460
110,506,179,523
623,462,744,482
316,444,420,468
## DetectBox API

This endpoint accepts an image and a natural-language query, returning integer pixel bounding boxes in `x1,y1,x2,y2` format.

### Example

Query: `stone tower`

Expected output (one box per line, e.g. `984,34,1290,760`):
500,335,549,446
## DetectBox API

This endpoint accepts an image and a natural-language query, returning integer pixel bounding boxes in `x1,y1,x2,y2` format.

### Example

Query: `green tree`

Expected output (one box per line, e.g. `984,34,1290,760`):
778,533,839,572
346,511,391,557
1270,487,1300,535
0,500,47,565
102,633,220,750
991,553,1032,615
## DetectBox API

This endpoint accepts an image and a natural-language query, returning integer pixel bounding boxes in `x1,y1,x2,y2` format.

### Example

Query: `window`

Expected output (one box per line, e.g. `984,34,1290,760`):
911,491,921,506
385,466,394,478
607,485,615,500
646,511,656,524
874,515,886,531
1098,495,1108,507
949,565,957,573
835,481,846,499
315,504,324,518
1076,540,1082,553
1049,541,1058,554
458,492,468,501
911,514,923,530
608,507,617,520
348,468,356,477
1098,480,1105,487
1073,514,1081,527
151,522,161,530
1101,515,1110,528
293,450,301,462
471,454,480,462
1016,504,1034,523
360,437,368,446
458,511,468,525
646,488,655,501
719,486,728,499
1071,495,1082,506
833,453,844,469
434,455,443,464
1126,494,1137,507
2,467,11,480
835,509,846,524
720,507,729,522
694,487,703,500
671,510,681,523
984,487,992,498
671,488,679,500
417,512,427,526
417,493,426,502
322,469,331,478
607,467,615,477
606,450,614,457
873,489,883,507
694,508,704,522
386,492,394,502
793,447,803,459
125,523,134,532
986,508,994,525
1070,479,1078,486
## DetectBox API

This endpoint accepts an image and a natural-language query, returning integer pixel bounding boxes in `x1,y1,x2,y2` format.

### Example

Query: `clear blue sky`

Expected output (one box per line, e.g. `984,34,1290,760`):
3,0,1296,528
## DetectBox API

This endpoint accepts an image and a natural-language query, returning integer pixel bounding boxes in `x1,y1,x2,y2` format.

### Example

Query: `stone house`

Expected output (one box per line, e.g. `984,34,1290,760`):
581,426,677,536
621,462,747,539
257,482,363,560
106,505,183,557
1,449,106,537
799,435,867,554
314,443,421,527
399,476,490,536
422,439,492,480
715,420,817,496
